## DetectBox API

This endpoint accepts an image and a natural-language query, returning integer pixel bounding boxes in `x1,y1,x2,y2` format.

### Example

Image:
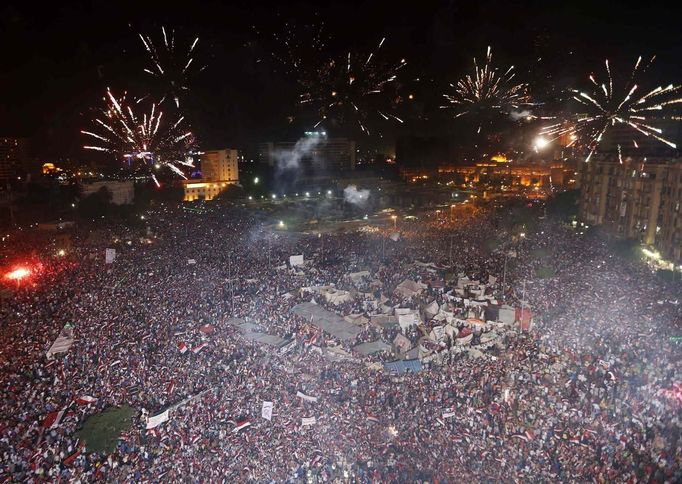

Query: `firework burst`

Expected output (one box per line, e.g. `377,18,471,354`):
82,88,194,178
253,15,328,77
442,46,529,118
298,37,407,135
540,56,682,162
139,26,204,108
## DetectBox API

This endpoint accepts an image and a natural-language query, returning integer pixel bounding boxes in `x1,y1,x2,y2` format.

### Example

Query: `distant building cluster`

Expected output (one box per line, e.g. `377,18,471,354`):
580,155,682,264
257,134,356,173
0,137,28,182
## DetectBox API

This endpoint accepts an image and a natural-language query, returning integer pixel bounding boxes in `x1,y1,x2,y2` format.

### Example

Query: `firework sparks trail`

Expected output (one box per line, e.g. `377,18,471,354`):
297,37,407,135
139,26,205,108
81,88,194,179
540,56,682,161
442,46,529,118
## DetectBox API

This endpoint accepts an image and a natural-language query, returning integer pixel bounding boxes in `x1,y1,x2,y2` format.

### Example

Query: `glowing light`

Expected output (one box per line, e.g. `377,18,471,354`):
534,136,550,150
5,267,31,281
254,177,259,184
278,220,284,227
57,249,66,257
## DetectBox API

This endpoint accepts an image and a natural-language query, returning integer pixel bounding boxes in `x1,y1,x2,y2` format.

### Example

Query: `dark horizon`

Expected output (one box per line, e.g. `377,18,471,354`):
3,0,682,160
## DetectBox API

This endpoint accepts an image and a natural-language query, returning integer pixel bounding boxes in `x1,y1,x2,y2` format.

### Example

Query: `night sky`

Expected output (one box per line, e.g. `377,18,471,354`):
2,0,682,160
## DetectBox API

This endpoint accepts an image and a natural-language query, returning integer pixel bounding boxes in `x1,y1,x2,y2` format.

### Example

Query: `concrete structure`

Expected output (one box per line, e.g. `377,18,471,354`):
0,137,27,181
183,149,239,201
579,155,682,264
257,133,356,173
81,180,135,205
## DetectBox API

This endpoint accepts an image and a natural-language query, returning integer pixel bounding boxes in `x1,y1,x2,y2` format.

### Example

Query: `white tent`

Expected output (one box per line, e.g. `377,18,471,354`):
289,254,304,267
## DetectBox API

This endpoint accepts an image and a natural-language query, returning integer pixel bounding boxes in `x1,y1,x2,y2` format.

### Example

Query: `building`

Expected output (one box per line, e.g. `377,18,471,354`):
0,137,28,181
81,180,135,205
183,149,239,201
257,133,356,173
579,155,682,264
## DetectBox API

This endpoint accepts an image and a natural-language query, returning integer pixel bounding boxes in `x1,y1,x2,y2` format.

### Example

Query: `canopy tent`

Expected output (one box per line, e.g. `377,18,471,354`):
291,302,364,341
353,340,391,356
394,279,426,299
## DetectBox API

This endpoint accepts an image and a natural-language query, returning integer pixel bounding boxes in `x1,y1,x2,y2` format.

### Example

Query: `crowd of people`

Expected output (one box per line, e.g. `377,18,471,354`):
1,199,680,482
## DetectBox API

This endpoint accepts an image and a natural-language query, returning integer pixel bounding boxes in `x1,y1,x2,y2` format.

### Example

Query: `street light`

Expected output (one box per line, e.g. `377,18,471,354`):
254,177,259,184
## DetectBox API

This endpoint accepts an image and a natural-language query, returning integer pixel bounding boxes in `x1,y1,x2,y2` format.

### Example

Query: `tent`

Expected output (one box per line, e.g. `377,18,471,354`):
353,340,391,356
394,279,426,299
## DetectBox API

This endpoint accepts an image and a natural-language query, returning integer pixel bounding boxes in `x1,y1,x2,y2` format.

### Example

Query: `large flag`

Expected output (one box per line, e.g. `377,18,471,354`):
42,409,66,429
233,419,251,433
146,410,170,430
75,395,97,406
261,401,273,421
191,342,208,354
296,391,318,403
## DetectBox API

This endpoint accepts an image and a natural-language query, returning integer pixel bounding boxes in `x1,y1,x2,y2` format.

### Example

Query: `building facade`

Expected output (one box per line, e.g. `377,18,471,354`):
579,155,682,264
0,137,27,181
183,149,239,201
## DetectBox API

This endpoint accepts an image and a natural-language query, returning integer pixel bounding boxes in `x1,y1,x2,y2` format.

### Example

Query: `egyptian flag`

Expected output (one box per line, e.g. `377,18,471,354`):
178,342,188,354
42,409,66,429
233,419,251,433
76,395,97,406
63,444,84,466
167,380,175,394
192,342,208,354
366,415,380,424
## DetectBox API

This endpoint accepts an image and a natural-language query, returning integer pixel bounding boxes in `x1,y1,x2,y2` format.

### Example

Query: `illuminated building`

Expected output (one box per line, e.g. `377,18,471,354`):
183,149,239,201
0,137,27,181
579,155,682,263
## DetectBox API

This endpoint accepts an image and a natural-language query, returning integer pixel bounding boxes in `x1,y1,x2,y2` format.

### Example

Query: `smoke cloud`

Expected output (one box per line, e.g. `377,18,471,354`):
343,185,370,206
273,136,321,171
510,109,532,121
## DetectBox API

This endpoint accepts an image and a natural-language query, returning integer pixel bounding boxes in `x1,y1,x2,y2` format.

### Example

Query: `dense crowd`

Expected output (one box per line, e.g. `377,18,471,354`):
1,200,680,482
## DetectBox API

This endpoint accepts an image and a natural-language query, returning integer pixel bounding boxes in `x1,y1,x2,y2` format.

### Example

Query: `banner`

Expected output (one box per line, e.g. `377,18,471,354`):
301,417,316,426
296,391,318,403
187,259,196,265
262,401,273,421
442,411,456,419
105,248,116,264
289,255,304,267
146,409,170,430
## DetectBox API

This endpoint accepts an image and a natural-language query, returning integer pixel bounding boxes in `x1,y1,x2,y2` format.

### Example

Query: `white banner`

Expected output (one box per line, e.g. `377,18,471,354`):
296,391,318,403
301,417,316,426
398,313,419,330
289,255,304,267
442,411,456,419
146,409,170,429
432,326,445,342
187,259,196,265
262,401,273,421
105,248,116,264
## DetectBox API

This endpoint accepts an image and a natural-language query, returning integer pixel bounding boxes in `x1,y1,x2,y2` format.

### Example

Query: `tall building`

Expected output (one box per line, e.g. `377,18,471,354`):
579,155,682,264
183,149,239,201
0,137,27,181
257,132,356,173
